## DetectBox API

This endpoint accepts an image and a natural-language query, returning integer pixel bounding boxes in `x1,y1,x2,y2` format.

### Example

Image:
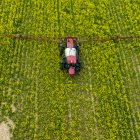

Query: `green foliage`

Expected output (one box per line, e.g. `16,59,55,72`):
0,0,140,140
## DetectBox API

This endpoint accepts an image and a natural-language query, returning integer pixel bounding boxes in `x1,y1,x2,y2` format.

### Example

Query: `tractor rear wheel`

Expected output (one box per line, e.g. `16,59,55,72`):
60,59,66,70
75,60,81,72
59,44,65,55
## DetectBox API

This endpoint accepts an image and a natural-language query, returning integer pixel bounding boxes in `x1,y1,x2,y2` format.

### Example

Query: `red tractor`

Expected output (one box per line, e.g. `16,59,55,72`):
59,37,81,76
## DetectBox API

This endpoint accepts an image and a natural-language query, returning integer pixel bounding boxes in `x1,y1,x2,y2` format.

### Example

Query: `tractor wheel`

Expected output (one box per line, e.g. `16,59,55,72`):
73,38,77,43
59,44,64,55
75,61,81,72
77,44,80,49
75,44,80,55
60,60,66,70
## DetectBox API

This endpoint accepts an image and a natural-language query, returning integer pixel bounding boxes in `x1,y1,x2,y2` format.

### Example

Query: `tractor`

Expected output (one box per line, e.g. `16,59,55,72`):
59,37,81,76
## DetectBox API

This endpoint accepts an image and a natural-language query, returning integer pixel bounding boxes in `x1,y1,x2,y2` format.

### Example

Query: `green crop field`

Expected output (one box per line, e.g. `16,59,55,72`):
0,0,140,139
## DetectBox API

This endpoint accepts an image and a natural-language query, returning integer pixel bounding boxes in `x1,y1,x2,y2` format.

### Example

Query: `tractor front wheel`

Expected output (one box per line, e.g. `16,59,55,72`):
59,44,65,55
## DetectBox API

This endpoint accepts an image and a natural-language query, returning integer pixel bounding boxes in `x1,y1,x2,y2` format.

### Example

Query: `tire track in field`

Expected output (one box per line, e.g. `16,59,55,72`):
15,40,23,140
33,7,39,137
33,1,41,139
19,41,29,139
90,74,100,140
42,2,51,139
24,41,32,139
58,0,73,136
86,1,100,137
69,0,86,139
87,47,100,140
34,44,38,139
39,1,47,139
33,1,47,138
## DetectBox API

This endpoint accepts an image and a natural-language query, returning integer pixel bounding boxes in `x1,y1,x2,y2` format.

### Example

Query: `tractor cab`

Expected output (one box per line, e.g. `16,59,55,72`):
65,48,76,64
